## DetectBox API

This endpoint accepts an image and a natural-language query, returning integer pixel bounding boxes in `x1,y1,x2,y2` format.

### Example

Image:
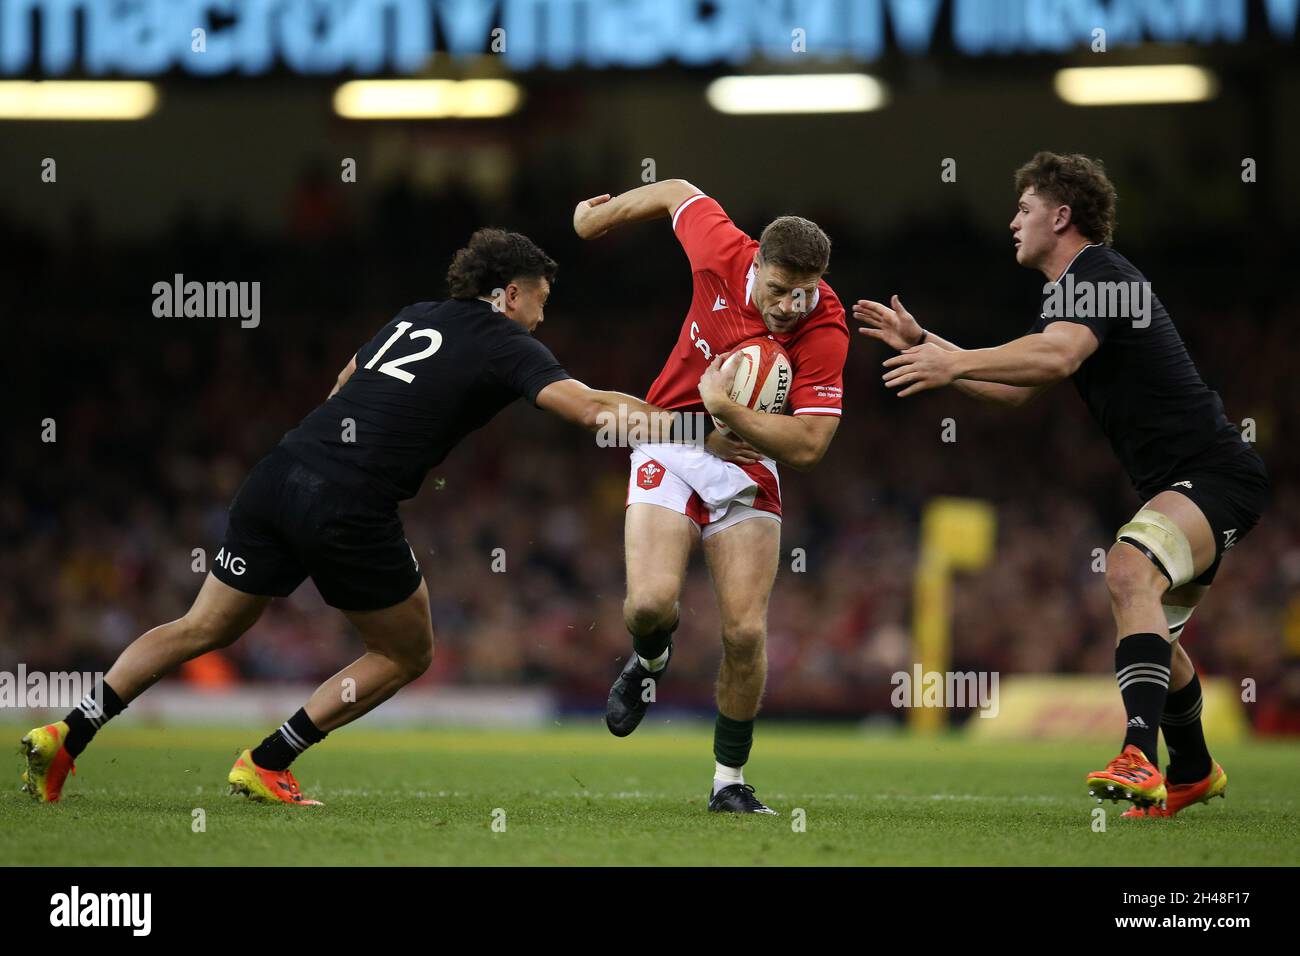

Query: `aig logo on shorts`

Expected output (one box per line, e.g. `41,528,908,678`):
638,460,666,490
215,547,246,576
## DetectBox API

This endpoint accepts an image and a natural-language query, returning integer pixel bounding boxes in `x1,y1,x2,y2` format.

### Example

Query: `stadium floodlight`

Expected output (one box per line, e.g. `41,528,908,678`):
1054,65,1218,106
0,81,158,120
332,79,523,119
706,74,887,115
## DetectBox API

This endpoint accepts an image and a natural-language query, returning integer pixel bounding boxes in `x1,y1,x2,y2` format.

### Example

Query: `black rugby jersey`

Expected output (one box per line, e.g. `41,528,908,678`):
281,299,570,503
1031,244,1257,495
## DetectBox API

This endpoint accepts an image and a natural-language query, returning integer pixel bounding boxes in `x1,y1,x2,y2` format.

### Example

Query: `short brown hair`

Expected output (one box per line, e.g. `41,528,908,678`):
758,215,831,276
1014,151,1118,245
447,228,558,300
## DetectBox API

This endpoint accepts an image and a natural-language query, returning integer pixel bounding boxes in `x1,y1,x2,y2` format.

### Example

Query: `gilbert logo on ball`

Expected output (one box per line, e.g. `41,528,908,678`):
713,337,792,436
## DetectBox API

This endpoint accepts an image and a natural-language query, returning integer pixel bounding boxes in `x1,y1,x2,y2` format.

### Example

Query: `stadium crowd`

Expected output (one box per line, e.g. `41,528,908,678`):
6,170,1299,730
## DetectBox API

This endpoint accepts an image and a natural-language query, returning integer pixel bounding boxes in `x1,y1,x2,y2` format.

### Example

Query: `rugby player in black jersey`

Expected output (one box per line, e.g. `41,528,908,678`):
854,152,1268,816
22,228,677,805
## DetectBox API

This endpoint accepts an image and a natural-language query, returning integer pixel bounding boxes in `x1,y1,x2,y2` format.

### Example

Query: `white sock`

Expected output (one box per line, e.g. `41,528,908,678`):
638,647,670,673
712,762,743,795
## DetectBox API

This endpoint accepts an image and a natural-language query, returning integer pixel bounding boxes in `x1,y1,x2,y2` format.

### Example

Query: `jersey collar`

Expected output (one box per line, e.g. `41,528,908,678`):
1053,242,1104,284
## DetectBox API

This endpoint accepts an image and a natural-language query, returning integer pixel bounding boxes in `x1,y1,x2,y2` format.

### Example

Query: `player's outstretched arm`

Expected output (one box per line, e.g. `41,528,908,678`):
881,322,1096,398
573,180,702,239
698,356,838,471
854,296,1046,407
536,378,677,441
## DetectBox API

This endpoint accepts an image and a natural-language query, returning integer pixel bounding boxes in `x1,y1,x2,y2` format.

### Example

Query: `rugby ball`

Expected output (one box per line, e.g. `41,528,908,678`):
711,336,792,435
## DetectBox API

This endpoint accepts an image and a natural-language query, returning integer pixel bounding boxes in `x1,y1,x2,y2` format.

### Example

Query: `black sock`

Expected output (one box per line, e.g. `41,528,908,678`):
1162,672,1212,784
1116,633,1172,761
251,708,328,771
713,712,754,770
632,618,677,670
63,680,127,758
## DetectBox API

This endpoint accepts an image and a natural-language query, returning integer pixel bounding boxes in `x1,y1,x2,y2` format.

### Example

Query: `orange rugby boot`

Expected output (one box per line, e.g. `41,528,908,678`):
1123,762,1227,818
1086,744,1167,808
227,748,323,806
20,721,76,803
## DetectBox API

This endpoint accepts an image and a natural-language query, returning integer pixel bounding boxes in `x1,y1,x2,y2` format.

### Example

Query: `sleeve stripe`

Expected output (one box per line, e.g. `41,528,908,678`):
671,193,708,231
792,407,842,416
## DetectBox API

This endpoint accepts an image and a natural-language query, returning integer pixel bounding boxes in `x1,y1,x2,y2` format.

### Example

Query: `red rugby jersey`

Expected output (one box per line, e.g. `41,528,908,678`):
644,193,848,417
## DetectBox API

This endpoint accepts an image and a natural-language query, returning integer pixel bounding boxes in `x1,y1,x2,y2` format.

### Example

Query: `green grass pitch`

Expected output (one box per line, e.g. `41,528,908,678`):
4,723,1298,866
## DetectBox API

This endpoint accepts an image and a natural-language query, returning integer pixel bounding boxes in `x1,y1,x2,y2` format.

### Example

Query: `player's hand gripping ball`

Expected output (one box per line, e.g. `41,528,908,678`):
700,336,793,436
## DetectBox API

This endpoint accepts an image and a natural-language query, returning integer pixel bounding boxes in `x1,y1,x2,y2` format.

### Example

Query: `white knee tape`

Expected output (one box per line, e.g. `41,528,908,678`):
1117,508,1196,588
1164,604,1195,637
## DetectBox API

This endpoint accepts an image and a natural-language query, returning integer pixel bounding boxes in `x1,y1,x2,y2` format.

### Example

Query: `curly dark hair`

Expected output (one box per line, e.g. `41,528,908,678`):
446,228,558,300
1014,151,1118,245
758,216,831,276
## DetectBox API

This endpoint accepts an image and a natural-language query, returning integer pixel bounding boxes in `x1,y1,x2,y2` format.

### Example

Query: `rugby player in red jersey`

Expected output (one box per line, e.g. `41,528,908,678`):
574,181,848,813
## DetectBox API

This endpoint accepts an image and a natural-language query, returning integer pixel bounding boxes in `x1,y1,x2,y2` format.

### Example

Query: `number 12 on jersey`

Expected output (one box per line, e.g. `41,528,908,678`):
364,321,444,384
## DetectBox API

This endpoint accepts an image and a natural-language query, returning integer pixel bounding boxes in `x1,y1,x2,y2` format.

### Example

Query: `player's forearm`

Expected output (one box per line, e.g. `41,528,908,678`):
708,403,831,471
917,333,1039,405
586,390,679,440
952,378,1040,406
576,180,699,238
950,336,1072,388
539,379,677,440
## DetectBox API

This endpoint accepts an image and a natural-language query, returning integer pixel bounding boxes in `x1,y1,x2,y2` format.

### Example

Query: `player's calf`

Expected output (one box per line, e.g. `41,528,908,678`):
1161,666,1213,783
710,620,771,810
1104,541,1177,768
107,577,270,699
1092,512,1204,808
229,584,433,805
301,581,435,733
382,635,434,683
230,647,423,802
718,621,765,705
701,516,779,812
